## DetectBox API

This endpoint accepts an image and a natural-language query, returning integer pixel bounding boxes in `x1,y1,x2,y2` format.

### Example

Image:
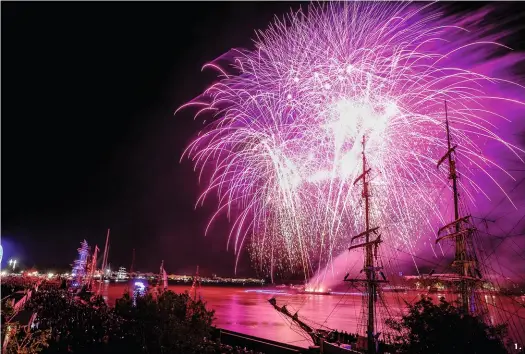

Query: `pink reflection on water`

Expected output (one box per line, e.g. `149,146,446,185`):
102,283,525,348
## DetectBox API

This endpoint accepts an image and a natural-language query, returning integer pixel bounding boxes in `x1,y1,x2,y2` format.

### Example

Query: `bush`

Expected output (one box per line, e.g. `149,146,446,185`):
386,296,507,354
114,290,215,354
2,324,51,354
26,287,218,354
26,288,117,353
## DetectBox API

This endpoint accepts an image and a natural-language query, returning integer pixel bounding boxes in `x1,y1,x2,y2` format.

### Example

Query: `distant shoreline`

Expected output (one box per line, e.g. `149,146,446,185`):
111,278,266,288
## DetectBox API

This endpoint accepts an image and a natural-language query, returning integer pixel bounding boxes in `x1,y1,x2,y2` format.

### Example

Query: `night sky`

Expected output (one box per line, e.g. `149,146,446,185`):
2,2,524,278
2,1,306,276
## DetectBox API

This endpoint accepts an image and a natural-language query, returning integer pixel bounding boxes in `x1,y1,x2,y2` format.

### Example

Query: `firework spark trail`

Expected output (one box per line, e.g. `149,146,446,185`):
180,2,525,279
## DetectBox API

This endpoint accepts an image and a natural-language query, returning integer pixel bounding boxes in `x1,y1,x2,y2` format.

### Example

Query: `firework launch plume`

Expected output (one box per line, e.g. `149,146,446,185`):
180,2,525,279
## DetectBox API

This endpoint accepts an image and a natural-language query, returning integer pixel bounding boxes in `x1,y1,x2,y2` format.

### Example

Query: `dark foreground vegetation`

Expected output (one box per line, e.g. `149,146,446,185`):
1,278,513,354
2,281,262,354
387,296,509,354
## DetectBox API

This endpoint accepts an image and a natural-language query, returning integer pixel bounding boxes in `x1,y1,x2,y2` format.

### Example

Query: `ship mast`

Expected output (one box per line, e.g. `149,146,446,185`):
157,260,166,292
98,228,111,295
436,101,480,314
87,245,99,290
345,135,387,354
268,298,321,345
190,265,201,301
130,248,136,275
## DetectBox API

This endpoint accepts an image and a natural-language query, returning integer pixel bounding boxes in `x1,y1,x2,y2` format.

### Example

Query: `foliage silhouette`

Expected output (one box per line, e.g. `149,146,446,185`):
386,296,507,354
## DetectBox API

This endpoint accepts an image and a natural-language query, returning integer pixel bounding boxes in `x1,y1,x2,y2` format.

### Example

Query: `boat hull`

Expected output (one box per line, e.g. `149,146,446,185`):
300,290,332,295
322,340,360,353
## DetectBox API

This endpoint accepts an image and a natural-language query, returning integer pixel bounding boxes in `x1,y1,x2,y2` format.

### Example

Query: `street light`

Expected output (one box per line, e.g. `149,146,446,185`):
8,259,17,271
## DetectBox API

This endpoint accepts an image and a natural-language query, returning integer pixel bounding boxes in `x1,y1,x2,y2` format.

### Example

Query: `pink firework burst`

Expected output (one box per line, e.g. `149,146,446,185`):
180,2,525,277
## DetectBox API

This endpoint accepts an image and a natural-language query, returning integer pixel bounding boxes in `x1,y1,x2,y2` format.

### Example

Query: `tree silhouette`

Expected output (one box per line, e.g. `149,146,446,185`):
2,324,50,354
114,290,215,353
386,296,507,354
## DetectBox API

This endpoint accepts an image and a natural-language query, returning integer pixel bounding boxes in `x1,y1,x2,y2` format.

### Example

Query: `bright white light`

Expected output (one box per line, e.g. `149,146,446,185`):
9,259,18,271
307,170,331,183
385,101,398,117
134,281,145,289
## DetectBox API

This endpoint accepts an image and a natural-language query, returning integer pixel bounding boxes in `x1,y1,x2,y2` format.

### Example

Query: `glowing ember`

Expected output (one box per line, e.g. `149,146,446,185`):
304,286,331,294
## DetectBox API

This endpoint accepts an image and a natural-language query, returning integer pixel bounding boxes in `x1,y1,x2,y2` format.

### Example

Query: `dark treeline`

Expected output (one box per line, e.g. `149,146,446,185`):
386,296,511,354
2,280,263,354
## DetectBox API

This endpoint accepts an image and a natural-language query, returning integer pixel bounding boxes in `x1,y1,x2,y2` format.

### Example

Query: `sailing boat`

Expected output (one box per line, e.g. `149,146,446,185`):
190,265,202,301
86,245,99,290
97,229,111,295
160,260,168,291
150,260,169,292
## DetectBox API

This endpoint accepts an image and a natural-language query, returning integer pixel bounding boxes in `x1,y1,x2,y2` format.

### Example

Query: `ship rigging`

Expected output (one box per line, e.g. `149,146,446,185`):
268,101,523,352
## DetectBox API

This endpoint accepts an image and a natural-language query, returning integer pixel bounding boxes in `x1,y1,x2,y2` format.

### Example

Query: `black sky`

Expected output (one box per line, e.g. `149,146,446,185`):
1,1,308,276
2,2,524,277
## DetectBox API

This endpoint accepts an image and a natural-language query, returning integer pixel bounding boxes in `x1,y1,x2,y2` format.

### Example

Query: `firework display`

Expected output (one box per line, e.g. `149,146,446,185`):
181,2,524,277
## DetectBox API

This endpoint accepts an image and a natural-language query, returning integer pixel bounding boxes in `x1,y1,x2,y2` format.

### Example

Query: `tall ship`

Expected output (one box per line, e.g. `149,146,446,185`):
269,102,524,353
269,134,391,354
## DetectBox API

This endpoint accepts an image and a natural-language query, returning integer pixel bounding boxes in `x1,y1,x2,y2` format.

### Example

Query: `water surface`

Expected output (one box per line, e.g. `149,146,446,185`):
101,283,525,348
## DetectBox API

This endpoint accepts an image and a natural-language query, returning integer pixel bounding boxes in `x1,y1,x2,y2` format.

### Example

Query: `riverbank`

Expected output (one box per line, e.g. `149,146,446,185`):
1,278,272,354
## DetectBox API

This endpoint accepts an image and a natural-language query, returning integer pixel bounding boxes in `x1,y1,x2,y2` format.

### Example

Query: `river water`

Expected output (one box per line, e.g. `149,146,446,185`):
100,282,525,348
